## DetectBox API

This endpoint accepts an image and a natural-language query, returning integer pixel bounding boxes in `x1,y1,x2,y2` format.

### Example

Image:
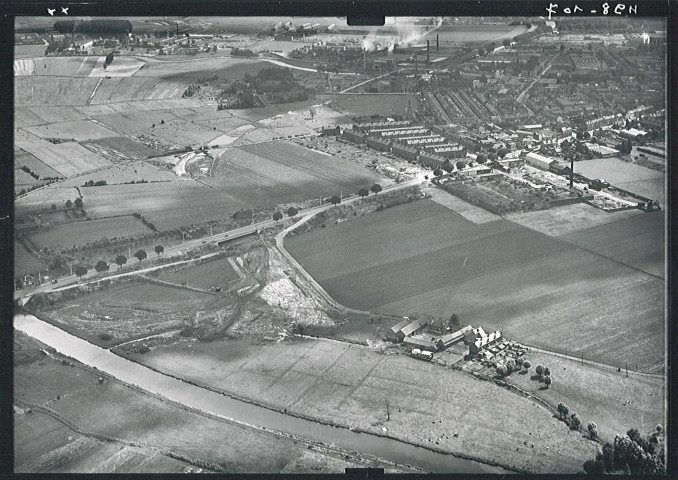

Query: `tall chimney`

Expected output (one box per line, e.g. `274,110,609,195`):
436,34,439,53
426,40,430,63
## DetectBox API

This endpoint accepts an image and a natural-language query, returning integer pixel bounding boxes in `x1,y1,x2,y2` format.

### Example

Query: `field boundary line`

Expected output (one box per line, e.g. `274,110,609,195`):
522,345,665,379
503,216,665,281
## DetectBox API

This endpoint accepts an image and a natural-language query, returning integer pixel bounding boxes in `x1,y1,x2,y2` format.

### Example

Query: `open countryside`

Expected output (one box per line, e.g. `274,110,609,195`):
14,15,666,475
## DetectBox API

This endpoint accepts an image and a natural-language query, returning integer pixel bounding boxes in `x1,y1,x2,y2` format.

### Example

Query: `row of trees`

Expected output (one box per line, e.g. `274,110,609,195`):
72,245,165,279
272,184,384,223
583,427,665,475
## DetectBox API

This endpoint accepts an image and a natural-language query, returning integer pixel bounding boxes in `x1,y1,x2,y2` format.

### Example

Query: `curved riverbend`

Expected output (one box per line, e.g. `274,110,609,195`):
15,313,505,474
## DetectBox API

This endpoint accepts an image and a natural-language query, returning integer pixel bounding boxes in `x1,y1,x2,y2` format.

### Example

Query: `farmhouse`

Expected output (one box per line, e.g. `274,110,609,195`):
469,330,503,355
435,326,472,351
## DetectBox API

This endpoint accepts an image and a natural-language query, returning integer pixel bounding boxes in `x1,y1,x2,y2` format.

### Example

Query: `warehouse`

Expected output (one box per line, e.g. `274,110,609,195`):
525,152,555,171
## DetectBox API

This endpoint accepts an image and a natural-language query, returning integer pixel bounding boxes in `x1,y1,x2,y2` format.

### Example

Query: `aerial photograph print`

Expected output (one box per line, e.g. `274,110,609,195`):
12,12,668,474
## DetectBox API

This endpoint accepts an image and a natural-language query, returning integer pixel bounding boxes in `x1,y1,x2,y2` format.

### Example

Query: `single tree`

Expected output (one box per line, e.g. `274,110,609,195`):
95,260,109,272
154,245,164,256
115,255,127,267
515,356,524,367
65,199,73,210
456,160,465,170
358,188,369,199
433,168,443,177
496,365,507,377
287,206,298,218
330,195,341,205
570,412,581,430
273,211,283,223
134,249,147,263
450,313,460,326
74,265,87,278
442,162,454,173
583,458,605,475
536,364,545,377
557,402,569,419
497,148,508,159
544,367,551,376
476,153,488,164
74,197,83,209
544,375,552,388
488,153,497,162
522,360,531,371
51,203,57,211
588,422,598,439
370,183,382,195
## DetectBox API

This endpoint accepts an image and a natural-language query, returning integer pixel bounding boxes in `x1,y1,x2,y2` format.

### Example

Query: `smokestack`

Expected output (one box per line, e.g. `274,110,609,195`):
436,34,439,53
427,40,430,63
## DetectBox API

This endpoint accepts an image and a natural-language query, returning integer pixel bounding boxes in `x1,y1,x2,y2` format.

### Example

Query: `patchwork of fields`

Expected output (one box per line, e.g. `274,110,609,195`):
15,129,112,177
286,200,665,368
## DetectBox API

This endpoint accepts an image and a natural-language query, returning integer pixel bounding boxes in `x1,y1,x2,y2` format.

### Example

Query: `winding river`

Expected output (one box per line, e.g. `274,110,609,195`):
14,313,504,473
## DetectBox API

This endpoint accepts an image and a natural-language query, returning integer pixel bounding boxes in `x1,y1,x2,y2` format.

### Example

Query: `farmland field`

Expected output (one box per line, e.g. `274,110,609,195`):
128,335,598,473
286,200,665,368
27,216,151,250
14,240,46,277
80,137,160,162
505,203,643,237
14,330,368,473
14,149,62,179
25,106,88,124
15,129,112,177
15,76,100,106
318,93,420,118
23,120,118,142
156,256,240,290
214,141,383,197
574,157,664,201
559,210,664,278
15,186,80,215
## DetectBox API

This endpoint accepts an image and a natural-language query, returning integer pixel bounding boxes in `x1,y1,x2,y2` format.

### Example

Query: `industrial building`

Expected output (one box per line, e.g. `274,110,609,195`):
525,152,555,170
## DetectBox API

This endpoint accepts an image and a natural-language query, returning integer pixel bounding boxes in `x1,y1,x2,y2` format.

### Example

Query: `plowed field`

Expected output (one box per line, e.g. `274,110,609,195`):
286,199,665,368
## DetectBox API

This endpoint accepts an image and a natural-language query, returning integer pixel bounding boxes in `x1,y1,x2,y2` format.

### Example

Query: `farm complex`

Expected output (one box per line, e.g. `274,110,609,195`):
13,14,666,476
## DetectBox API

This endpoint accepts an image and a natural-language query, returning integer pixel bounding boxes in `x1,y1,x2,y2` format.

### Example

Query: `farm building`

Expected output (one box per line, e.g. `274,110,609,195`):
397,317,427,341
366,137,392,152
387,317,413,342
549,161,572,175
469,331,503,355
404,335,439,352
391,143,419,162
435,327,470,351
525,152,555,170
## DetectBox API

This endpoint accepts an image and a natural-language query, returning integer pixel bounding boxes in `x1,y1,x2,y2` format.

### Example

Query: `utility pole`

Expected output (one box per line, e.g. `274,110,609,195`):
385,398,390,421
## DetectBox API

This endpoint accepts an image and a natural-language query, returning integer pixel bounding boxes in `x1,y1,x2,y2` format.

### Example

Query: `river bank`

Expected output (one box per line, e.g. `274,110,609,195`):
117,332,598,473
13,328,416,473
